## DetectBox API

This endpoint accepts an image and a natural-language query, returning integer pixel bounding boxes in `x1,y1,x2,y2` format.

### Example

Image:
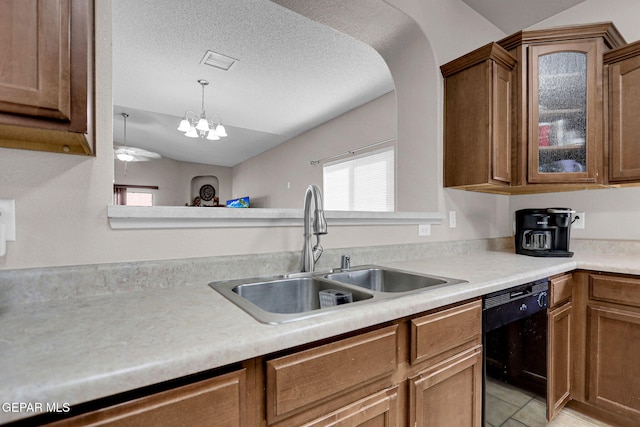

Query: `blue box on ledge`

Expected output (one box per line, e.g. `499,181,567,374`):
226,196,250,208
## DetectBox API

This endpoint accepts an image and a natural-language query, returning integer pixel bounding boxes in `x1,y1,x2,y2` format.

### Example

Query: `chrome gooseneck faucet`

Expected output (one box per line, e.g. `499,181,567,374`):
300,184,328,272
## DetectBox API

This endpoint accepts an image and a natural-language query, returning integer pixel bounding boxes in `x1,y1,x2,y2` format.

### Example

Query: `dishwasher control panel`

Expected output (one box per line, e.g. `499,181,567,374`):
483,279,548,332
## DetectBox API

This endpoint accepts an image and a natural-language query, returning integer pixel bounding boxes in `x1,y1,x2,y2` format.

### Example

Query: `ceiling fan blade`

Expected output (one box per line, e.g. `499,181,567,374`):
113,145,161,161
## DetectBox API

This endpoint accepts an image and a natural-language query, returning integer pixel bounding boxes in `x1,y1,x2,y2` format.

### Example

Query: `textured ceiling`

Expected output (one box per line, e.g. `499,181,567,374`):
112,0,585,167
112,0,394,166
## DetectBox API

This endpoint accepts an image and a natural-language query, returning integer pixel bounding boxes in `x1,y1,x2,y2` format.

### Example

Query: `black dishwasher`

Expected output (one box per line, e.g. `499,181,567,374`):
483,279,549,422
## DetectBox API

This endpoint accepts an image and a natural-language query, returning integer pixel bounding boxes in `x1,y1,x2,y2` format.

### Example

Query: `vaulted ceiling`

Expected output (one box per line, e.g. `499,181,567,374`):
112,0,585,167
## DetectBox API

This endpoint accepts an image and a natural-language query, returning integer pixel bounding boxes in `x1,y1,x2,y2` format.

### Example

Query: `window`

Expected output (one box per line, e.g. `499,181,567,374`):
323,148,394,211
113,185,158,206
125,192,154,206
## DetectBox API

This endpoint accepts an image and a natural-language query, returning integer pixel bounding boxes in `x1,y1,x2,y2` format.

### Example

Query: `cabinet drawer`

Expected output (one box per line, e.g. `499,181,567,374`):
411,299,482,365
590,274,640,308
550,273,573,307
48,369,246,427
266,325,398,422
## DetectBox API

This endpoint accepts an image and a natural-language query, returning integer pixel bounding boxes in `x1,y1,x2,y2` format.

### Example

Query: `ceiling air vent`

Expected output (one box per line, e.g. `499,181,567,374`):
201,50,237,71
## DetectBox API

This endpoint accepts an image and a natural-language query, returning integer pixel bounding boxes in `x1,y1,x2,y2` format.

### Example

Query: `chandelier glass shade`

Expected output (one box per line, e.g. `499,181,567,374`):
177,79,228,140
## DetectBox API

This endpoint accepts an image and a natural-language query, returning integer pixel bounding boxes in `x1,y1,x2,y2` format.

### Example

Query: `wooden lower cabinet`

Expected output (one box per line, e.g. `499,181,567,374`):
411,299,482,365
265,325,398,426
409,346,482,427
303,386,399,427
562,271,640,427
587,304,640,419
547,301,572,421
266,299,482,427
47,369,247,427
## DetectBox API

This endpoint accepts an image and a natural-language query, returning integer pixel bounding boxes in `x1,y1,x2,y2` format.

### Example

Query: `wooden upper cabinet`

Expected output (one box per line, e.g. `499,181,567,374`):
0,0,94,155
604,40,640,183
498,22,625,192
441,42,516,192
443,22,627,194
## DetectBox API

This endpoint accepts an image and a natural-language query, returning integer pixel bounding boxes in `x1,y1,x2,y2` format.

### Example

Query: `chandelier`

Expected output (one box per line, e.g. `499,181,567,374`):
177,79,228,140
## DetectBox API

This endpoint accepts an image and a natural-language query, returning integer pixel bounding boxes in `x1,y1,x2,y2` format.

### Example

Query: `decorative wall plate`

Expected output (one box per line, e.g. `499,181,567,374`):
199,184,215,201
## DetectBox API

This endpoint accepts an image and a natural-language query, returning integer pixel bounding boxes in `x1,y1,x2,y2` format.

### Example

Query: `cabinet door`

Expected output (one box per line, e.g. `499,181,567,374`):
547,301,572,421
442,42,515,191
0,0,94,155
587,305,640,419
492,62,513,185
549,273,573,308
0,0,72,121
607,45,640,182
303,386,399,427
48,369,247,427
409,346,482,427
528,41,601,184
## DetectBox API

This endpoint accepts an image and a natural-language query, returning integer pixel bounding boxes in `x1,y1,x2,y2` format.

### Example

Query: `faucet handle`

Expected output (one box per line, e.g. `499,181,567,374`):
340,255,351,270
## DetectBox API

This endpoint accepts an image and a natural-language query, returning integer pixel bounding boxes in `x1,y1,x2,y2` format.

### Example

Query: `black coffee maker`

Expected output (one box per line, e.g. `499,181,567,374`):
515,208,575,257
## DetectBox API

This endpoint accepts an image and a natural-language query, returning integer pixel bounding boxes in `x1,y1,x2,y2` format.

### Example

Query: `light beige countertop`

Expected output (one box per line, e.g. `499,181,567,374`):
1,250,639,424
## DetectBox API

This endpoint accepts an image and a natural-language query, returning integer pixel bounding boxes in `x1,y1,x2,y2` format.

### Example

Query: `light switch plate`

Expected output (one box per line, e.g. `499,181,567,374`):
0,199,16,241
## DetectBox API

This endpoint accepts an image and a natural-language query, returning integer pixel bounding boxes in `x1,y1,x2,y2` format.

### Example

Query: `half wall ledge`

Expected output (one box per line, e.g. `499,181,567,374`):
107,205,445,230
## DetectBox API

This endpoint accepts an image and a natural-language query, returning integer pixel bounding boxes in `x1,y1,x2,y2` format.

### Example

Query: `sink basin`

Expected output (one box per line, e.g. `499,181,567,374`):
325,265,466,293
210,266,467,324
210,276,373,324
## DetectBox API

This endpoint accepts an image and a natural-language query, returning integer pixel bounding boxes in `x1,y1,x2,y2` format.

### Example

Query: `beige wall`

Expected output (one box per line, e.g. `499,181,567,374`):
114,157,233,206
231,91,397,208
0,0,638,271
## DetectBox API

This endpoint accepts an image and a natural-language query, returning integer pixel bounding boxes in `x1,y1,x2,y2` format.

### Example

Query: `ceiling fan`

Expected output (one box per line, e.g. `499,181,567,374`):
114,112,161,162
114,145,161,162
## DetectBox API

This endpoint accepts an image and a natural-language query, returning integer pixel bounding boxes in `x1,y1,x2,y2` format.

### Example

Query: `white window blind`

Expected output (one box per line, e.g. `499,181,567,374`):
126,192,154,207
323,147,394,211
113,185,157,206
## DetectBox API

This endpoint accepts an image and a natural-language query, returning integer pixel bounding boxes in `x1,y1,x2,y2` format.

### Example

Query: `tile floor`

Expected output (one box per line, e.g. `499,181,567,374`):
485,379,613,427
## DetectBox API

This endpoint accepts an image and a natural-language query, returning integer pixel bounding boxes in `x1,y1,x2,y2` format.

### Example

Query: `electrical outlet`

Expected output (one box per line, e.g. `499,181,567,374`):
449,211,457,228
573,212,585,229
0,199,16,241
418,224,431,236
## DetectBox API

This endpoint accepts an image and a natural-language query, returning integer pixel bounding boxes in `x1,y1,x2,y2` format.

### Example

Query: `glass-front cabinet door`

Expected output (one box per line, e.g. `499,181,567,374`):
528,41,599,183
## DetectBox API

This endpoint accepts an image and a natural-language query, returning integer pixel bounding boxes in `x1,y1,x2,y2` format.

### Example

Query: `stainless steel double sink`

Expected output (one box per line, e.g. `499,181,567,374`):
209,265,467,324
